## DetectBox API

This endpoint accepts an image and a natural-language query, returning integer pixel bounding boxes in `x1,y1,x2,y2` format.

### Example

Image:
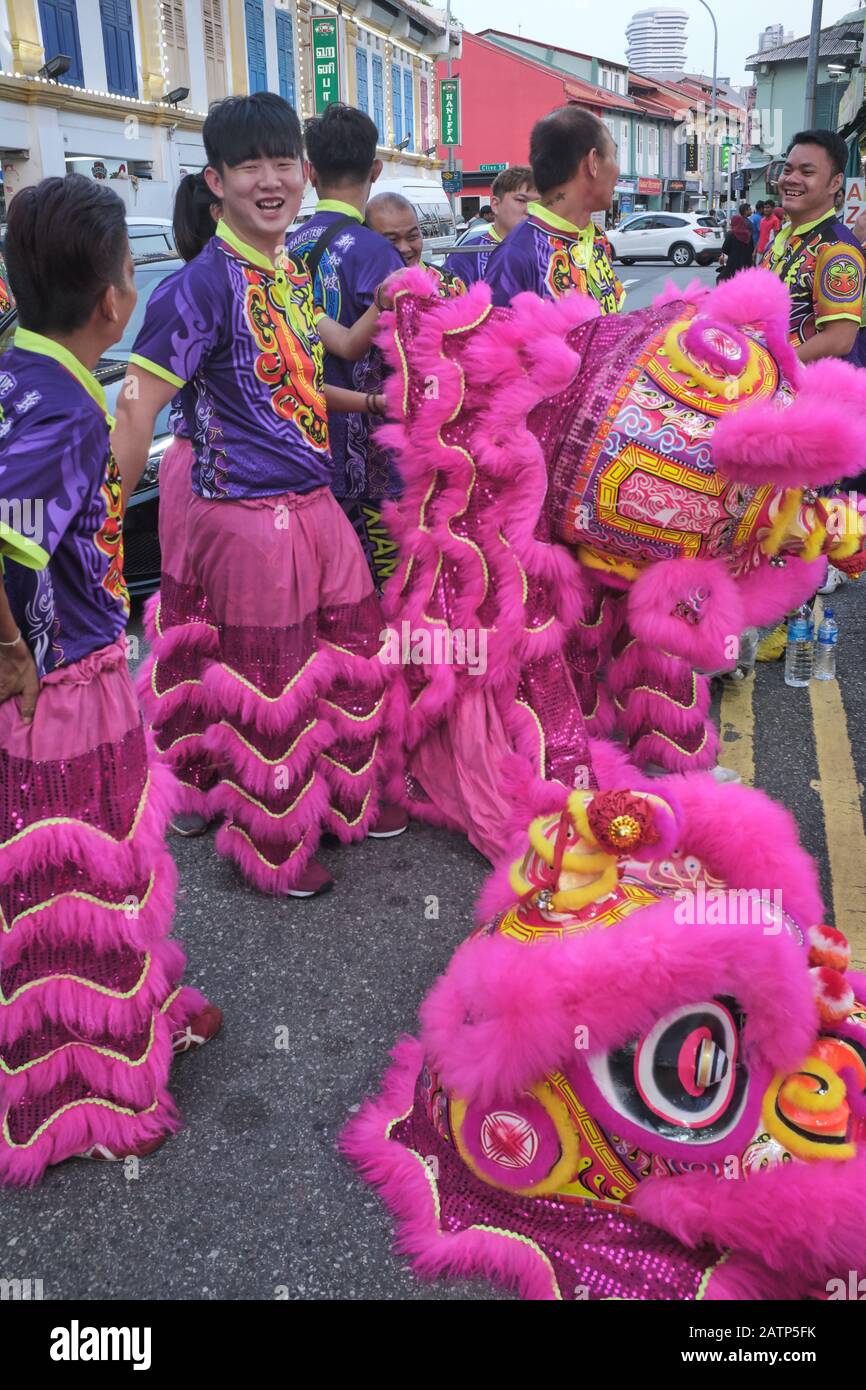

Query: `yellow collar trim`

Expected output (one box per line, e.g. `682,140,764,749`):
770,207,835,261
315,199,364,222
529,200,594,238
488,225,503,243
13,328,112,426
216,218,277,272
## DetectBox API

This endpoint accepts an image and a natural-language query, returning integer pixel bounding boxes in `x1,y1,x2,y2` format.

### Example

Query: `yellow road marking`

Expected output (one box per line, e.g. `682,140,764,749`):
718,674,755,786
809,597,866,965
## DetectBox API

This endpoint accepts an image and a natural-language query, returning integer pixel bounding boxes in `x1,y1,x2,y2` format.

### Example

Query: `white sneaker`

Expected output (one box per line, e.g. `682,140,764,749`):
818,565,844,595
710,765,741,784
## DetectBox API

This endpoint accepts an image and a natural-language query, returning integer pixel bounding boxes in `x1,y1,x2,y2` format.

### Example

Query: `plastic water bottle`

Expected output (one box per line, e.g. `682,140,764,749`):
738,627,759,673
784,608,813,687
814,608,838,682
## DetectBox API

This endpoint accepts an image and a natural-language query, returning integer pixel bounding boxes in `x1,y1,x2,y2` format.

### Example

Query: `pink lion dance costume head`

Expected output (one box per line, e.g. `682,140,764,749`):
374,265,866,818
344,773,866,1300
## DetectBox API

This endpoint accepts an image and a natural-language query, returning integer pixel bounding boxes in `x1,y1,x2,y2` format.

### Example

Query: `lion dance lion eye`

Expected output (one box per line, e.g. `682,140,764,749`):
586,998,750,1143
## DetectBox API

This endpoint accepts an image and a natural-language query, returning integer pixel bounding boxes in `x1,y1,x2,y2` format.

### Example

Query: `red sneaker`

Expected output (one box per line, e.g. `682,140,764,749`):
368,803,409,838
284,857,334,898
171,1003,224,1055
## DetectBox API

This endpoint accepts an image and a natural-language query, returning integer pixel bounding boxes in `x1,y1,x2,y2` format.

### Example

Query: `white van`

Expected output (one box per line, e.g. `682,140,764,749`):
292,175,457,263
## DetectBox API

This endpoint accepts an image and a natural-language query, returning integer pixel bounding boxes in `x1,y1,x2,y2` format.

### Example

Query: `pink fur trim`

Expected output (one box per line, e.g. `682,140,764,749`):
200,651,333,736
340,1036,561,1299
209,769,331,842
0,938,186,1041
0,1086,180,1186
629,723,719,772
214,819,321,894
0,1012,176,1108
0,760,179,888
627,558,744,669
418,907,815,1108
714,357,866,489
632,1150,866,1298
736,555,828,627
202,717,334,799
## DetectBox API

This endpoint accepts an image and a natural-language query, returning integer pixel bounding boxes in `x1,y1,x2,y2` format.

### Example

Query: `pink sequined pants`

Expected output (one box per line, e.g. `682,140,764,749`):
183,486,390,892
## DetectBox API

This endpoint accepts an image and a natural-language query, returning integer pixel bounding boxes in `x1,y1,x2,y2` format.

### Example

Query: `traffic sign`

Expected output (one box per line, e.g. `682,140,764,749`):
442,170,463,194
479,162,507,173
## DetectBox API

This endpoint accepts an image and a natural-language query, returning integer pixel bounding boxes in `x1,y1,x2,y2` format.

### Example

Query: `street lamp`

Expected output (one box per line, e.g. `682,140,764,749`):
697,0,718,210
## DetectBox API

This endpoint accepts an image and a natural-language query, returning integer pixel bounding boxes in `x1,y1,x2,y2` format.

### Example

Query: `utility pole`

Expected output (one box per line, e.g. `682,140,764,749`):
445,0,455,218
698,0,718,209
804,0,824,125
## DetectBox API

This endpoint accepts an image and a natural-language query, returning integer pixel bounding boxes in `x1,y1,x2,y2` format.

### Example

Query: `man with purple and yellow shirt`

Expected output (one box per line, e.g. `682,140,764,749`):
761,129,866,365
285,103,404,589
484,107,624,315
443,166,535,288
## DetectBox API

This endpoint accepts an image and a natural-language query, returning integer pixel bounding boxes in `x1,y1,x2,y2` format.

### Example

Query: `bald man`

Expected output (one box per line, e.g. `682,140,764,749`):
366,192,466,298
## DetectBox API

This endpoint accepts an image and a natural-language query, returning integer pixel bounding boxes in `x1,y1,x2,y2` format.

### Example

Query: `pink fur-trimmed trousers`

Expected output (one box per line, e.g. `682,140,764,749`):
0,640,207,1184
183,486,391,893
568,575,718,775
137,438,220,820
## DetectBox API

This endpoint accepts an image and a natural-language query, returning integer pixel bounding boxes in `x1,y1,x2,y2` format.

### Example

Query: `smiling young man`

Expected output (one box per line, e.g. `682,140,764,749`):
484,107,624,312
114,93,407,899
761,129,866,364
443,165,535,288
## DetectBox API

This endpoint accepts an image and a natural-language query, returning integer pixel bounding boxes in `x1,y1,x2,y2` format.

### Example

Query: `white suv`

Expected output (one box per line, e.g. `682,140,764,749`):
608,213,724,268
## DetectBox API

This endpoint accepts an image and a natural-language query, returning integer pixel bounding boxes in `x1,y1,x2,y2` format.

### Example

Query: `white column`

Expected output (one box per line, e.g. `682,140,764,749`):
264,0,279,93
184,0,209,111
0,1,13,72
78,0,109,94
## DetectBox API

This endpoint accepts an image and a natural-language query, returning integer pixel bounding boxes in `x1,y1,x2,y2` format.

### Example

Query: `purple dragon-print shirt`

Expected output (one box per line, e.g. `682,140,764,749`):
131,228,332,500
0,342,128,676
285,207,404,499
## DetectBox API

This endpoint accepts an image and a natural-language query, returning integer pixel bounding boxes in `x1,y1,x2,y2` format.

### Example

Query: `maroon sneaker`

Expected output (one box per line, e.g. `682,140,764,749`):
284,857,334,898
171,1003,224,1055
368,803,409,838
73,1133,168,1162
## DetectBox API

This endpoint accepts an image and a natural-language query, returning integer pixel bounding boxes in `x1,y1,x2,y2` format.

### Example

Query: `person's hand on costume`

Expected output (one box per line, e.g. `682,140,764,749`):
0,635,39,721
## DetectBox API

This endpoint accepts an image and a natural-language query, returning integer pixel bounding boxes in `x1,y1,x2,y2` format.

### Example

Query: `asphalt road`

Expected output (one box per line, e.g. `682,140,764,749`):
616,256,719,309
2,255,864,1303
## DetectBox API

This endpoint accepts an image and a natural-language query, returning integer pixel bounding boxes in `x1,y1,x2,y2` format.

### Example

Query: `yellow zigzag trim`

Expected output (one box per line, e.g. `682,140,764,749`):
1,870,158,936
215,718,318,765
0,1017,156,1076
0,955,152,1006
0,774,153,855
322,737,380,777
321,692,386,724
219,773,317,820
2,1094,160,1150
329,789,373,827
223,822,308,870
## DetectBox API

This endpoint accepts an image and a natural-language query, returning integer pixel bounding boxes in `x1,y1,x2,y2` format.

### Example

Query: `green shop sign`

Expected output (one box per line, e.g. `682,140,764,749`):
440,78,460,146
311,16,341,112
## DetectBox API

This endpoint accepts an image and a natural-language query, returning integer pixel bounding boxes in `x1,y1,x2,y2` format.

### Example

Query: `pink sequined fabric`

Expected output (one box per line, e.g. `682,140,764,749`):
0,650,187,1181
391,1074,721,1300
170,489,391,890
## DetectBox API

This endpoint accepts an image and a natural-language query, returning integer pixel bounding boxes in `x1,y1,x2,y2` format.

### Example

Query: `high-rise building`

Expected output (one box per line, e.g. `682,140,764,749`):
626,8,688,76
758,24,793,52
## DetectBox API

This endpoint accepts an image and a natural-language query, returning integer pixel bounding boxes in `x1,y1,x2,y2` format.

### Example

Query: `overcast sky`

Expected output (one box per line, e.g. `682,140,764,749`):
451,0,864,87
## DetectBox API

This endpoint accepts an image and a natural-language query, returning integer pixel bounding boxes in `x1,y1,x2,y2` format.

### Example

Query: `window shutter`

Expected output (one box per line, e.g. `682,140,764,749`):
244,0,267,93
355,46,368,116
202,0,227,103
391,62,402,145
37,0,85,86
276,8,295,106
101,0,138,98
420,76,429,149
372,54,384,140
402,68,413,151
160,0,190,92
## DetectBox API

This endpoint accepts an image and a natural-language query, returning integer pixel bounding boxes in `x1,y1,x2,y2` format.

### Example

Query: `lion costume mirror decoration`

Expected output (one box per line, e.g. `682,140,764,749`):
343,267,866,1300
